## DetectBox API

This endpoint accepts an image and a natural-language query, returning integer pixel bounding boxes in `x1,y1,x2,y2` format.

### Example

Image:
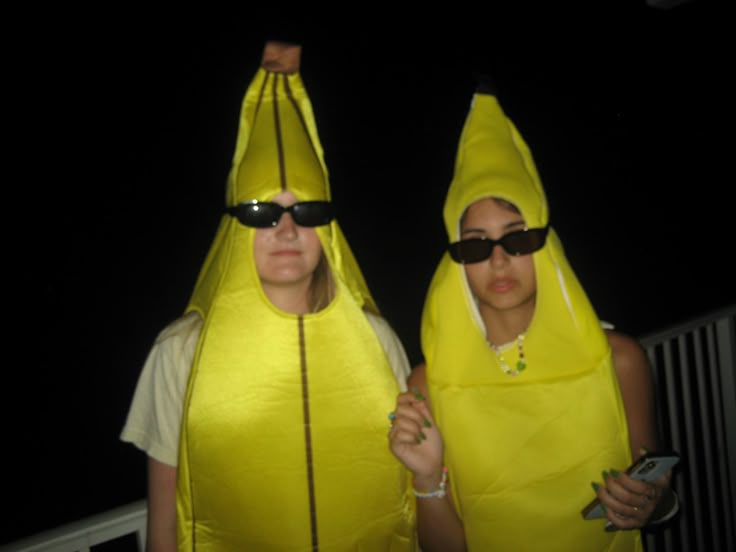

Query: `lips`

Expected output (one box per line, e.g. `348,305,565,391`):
490,278,515,293
271,249,301,257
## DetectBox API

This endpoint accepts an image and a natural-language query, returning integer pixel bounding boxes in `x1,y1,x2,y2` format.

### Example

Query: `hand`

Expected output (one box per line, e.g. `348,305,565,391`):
596,450,672,530
388,389,445,491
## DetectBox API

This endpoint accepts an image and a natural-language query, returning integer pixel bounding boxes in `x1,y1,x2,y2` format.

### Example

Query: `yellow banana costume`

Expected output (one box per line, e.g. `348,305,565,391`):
176,42,416,551
421,84,640,551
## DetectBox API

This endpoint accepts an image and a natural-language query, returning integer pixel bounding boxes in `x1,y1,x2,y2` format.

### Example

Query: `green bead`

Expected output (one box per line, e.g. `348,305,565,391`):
517,359,527,371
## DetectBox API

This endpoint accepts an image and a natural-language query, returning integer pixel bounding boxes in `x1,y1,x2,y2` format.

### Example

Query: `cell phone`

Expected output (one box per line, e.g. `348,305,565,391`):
581,450,680,520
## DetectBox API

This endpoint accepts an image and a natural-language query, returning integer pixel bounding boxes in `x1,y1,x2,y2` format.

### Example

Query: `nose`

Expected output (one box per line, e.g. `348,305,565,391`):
489,242,509,268
275,211,298,239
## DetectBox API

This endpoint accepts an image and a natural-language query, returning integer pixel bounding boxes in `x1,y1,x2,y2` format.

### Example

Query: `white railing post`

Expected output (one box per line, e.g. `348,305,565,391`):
0,499,147,552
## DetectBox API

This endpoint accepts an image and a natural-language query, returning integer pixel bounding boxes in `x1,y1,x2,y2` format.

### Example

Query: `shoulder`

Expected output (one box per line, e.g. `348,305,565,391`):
146,311,203,370
605,330,658,452
605,329,651,378
156,310,202,344
364,311,392,333
364,311,411,386
364,311,403,348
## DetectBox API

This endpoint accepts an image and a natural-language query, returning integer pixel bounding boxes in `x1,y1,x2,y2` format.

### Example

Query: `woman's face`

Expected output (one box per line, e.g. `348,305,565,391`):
461,197,537,314
253,191,324,295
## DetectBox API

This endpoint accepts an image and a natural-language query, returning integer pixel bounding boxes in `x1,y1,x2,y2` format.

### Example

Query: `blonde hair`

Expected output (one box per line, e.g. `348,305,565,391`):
308,254,335,312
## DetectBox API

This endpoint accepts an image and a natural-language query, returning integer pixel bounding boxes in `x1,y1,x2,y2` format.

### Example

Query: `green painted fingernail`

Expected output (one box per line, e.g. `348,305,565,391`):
423,418,432,428
602,470,609,480
591,482,600,492
610,468,620,477
419,431,427,440
409,387,426,400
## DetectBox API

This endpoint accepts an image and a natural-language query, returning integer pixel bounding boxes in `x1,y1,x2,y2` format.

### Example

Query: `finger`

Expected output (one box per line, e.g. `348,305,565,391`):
603,489,650,520
395,391,419,407
653,470,672,488
399,388,433,410
394,404,426,428
394,401,434,432
401,390,436,427
392,414,430,443
599,478,655,528
411,398,435,424
396,388,429,407
607,511,641,531
611,470,652,494
605,499,650,530
390,428,427,454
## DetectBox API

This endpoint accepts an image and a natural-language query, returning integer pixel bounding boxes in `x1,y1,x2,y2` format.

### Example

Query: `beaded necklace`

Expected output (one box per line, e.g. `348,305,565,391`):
488,333,527,376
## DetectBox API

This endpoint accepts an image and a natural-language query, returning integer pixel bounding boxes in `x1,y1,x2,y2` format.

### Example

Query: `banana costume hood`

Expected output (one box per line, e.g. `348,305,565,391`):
176,42,415,551
421,83,639,551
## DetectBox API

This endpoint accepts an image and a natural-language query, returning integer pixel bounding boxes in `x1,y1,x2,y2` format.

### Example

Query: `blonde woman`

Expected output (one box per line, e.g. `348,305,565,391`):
122,42,417,551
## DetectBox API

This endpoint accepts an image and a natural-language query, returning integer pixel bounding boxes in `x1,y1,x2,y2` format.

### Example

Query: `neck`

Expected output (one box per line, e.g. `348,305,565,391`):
262,279,313,314
480,300,535,346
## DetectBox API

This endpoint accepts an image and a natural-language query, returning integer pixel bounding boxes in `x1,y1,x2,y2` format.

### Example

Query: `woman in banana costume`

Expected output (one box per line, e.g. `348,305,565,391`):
121,42,417,551
388,82,677,551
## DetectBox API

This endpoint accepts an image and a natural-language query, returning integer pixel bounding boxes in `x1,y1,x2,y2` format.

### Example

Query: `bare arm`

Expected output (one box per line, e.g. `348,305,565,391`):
146,457,177,552
390,364,466,552
608,330,658,455
596,331,675,529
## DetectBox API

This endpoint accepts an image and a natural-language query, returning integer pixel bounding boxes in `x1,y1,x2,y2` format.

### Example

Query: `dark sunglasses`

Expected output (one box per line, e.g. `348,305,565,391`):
448,226,549,264
226,201,334,228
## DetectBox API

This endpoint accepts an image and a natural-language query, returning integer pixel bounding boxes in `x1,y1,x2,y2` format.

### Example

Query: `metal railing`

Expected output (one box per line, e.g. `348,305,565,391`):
0,500,146,552
2,305,734,552
640,304,736,552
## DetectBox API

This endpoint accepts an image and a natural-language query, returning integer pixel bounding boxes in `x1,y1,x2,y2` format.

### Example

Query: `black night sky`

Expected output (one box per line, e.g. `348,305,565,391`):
5,1,733,545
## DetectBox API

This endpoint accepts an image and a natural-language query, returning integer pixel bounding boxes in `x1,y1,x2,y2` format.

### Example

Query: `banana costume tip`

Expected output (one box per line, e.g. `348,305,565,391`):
261,40,301,73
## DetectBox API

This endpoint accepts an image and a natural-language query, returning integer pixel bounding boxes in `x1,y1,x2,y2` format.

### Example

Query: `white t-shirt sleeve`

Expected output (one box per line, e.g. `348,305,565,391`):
120,311,202,467
365,312,412,392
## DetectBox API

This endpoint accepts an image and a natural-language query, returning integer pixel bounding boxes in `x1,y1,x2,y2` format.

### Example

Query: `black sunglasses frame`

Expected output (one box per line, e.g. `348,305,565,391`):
226,201,335,228
448,226,550,264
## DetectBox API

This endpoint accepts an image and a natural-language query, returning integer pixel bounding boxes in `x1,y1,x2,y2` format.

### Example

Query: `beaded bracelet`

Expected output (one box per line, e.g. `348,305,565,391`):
413,466,449,499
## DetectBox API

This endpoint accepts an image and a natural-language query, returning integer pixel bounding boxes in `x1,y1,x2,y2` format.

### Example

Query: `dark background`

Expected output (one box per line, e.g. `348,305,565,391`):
5,0,733,544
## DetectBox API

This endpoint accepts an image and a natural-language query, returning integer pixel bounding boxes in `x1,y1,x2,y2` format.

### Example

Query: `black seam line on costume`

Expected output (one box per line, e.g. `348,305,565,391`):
190,432,197,550
273,74,287,191
283,75,328,199
233,71,270,206
187,426,197,549
298,315,319,551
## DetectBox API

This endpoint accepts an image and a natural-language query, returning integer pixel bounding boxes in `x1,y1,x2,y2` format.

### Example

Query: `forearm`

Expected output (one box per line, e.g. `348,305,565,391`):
390,370,467,550
416,496,466,552
412,470,466,552
146,528,176,552
147,457,177,552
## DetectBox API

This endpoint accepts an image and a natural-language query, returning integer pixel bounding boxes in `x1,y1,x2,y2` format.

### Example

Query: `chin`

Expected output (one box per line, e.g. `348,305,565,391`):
262,270,313,286
485,294,525,311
